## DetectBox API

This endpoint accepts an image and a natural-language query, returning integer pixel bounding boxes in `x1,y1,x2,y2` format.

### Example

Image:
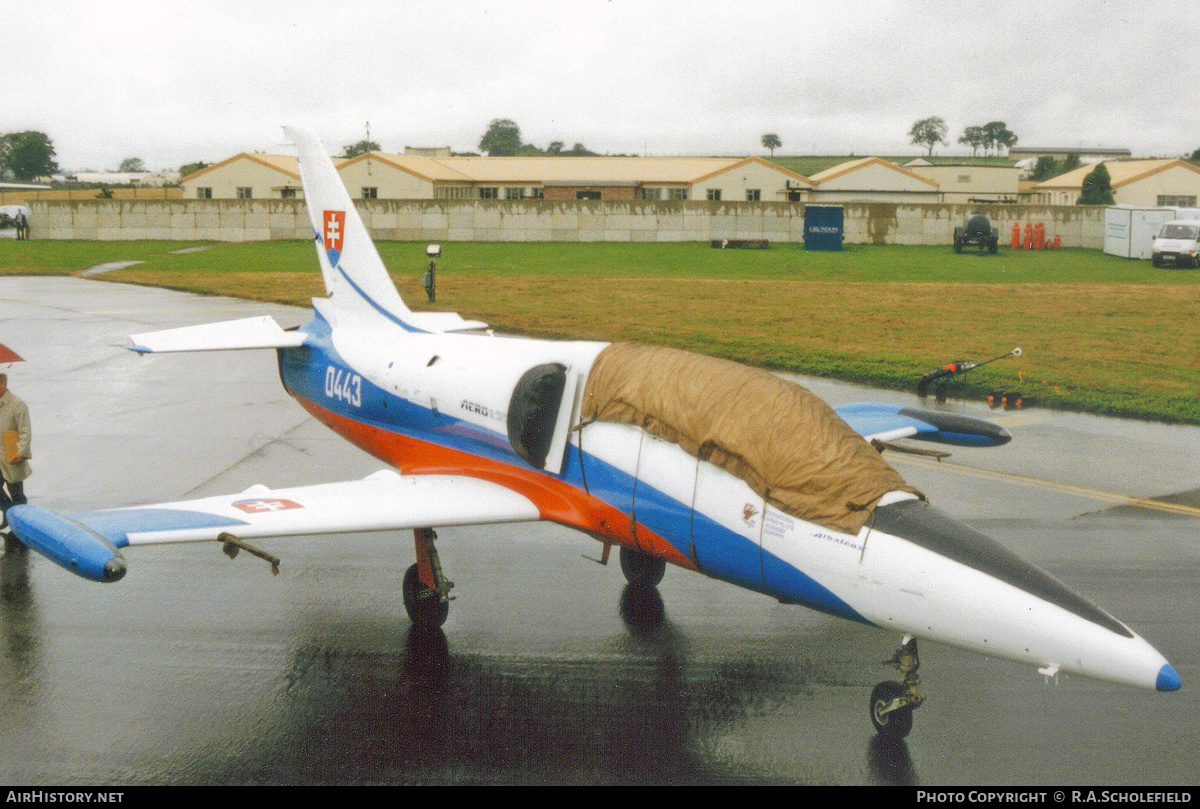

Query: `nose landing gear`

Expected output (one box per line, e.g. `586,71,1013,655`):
871,636,924,739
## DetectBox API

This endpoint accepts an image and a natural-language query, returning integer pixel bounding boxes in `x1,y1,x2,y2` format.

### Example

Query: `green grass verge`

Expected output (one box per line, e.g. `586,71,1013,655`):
1,239,1197,424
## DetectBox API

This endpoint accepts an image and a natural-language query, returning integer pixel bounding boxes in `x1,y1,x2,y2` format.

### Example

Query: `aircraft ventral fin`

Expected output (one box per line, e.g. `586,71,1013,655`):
6,471,541,581
128,316,308,354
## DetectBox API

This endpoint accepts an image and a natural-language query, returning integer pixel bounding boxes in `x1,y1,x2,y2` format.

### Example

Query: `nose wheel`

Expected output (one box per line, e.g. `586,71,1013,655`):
870,636,923,739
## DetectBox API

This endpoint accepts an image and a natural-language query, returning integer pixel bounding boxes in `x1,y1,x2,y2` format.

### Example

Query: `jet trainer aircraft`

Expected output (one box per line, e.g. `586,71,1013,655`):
8,127,1180,739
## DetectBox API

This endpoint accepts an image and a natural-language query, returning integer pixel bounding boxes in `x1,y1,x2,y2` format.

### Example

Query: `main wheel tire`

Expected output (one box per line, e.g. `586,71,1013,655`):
403,563,449,629
619,547,666,587
870,680,913,739
1152,253,1164,267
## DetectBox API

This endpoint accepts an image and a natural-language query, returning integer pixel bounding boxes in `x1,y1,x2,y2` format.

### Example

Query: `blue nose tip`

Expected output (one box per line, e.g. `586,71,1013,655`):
1156,664,1182,692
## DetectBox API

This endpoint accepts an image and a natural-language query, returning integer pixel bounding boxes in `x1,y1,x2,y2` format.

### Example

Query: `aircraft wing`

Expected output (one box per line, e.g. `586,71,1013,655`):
7,470,540,582
835,402,1011,447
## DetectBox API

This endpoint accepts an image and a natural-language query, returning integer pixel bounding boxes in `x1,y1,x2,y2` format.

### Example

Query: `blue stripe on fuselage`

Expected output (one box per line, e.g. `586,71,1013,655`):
279,314,867,624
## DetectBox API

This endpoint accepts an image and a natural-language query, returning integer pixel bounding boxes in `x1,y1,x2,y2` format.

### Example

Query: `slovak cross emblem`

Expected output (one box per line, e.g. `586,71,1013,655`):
323,210,346,267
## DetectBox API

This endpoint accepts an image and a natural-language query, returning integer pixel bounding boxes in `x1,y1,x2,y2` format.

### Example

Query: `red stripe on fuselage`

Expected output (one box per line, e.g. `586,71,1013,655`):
294,394,696,570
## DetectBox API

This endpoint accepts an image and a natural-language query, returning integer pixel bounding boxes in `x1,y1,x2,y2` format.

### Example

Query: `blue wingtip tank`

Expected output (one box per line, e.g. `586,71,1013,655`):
7,504,127,582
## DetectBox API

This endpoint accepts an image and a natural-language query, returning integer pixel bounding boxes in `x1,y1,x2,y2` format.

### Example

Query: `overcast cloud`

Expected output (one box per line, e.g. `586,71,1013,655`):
7,0,1198,172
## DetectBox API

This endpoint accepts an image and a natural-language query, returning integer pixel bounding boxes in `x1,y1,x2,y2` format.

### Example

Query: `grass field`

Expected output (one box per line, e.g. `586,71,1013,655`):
0,239,1197,424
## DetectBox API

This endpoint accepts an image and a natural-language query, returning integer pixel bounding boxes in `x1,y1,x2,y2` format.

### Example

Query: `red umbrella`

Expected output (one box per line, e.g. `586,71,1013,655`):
0,343,24,364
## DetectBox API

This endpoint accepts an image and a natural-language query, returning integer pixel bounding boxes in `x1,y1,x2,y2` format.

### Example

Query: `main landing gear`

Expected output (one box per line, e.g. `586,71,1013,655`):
403,527,454,629
619,546,666,587
870,636,924,739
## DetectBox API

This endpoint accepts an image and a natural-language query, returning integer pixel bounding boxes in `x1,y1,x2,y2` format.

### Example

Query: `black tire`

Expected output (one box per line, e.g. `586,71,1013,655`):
988,236,998,254
870,680,913,739
619,546,666,587
1152,253,1164,267
403,563,449,629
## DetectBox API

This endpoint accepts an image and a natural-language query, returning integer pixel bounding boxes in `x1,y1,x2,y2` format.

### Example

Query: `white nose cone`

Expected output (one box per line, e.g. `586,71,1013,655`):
863,500,1181,693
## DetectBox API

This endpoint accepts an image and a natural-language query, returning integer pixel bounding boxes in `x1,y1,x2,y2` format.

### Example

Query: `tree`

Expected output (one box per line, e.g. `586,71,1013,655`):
909,117,948,156
119,157,146,173
1061,152,1082,173
180,161,209,178
761,133,781,156
343,139,381,158
1191,147,1200,162
561,142,597,156
1077,163,1115,205
981,121,1017,155
547,141,565,155
479,119,523,156
1030,155,1059,181
1,131,58,181
957,125,986,156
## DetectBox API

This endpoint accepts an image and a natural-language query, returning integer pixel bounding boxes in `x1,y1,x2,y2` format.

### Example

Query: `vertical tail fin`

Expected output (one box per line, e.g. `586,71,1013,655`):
285,125,414,329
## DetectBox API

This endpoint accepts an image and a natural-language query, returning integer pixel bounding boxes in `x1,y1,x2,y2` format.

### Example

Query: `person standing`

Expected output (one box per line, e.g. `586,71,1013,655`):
0,374,31,553
15,212,27,241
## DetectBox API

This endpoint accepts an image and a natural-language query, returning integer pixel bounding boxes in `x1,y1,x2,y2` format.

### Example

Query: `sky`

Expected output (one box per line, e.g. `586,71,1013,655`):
7,0,1199,173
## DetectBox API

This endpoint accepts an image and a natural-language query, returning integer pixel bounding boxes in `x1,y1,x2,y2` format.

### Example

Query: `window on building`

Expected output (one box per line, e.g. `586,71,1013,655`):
196,187,213,199
1158,195,1198,207
668,188,689,201
529,187,545,199
280,188,297,199
958,174,971,183
362,187,378,199
745,189,761,201
435,185,473,200
638,187,663,201
706,189,722,201
576,190,602,200
505,187,525,200
479,187,499,199
236,187,252,199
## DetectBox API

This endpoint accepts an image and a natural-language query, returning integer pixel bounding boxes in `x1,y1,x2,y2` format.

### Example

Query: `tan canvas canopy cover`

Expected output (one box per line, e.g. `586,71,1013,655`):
581,343,922,535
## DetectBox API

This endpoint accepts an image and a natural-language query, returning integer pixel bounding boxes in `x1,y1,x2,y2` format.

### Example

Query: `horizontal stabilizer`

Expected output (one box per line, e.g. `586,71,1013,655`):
401,312,489,332
128,316,307,354
837,402,1011,447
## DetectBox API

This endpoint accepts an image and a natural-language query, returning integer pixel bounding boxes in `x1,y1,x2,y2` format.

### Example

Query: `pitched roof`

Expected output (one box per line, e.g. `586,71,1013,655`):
807,156,939,188
181,152,348,183
341,153,810,186
1034,158,1200,189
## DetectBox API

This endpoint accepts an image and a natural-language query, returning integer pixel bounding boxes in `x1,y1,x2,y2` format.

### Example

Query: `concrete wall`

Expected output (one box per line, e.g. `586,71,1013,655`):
32,198,1110,248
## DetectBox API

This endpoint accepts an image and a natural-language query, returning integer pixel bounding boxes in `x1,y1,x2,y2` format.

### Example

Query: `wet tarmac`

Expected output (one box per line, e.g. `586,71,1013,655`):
0,276,1196,785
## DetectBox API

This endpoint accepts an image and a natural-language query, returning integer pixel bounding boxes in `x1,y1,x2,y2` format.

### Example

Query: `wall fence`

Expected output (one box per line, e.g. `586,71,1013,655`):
28,199,1109,249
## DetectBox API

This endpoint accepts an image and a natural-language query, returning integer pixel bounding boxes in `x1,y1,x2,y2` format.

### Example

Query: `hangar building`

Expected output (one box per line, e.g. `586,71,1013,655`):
1029,159,1200,207
183,152,813,203
805,157,941,203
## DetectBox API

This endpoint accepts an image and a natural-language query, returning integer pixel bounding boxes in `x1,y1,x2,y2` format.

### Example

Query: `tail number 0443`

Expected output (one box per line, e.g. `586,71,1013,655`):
324,365,362,407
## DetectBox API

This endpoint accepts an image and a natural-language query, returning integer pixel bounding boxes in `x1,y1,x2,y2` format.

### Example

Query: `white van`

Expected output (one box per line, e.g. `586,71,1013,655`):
1151,220,1200,267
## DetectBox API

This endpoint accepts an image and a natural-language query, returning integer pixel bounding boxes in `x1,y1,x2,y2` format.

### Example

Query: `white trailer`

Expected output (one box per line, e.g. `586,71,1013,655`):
1104,206,1176,259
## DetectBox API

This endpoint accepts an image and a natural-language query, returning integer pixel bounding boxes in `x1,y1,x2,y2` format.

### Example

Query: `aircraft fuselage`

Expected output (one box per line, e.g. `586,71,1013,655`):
276,308,1179,694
